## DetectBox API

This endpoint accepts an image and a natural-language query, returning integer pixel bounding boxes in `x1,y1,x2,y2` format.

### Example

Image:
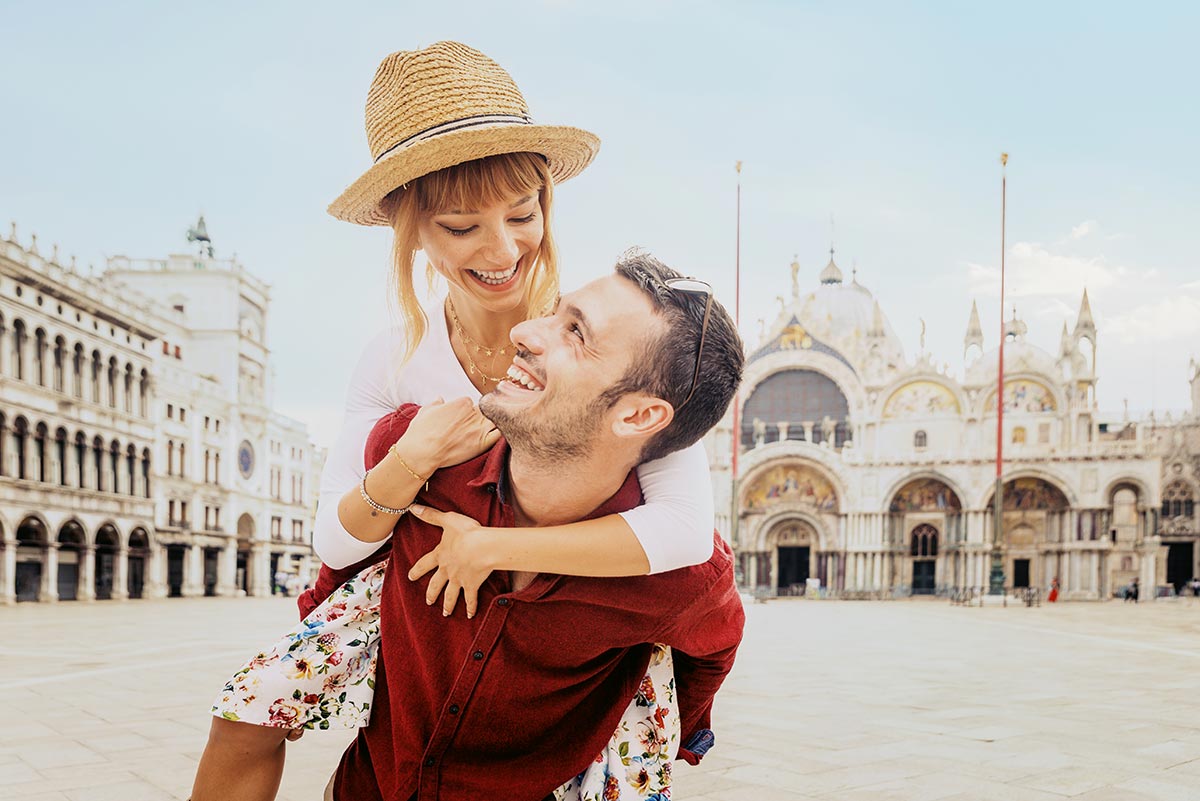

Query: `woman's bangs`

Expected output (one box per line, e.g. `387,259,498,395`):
416,153,547,214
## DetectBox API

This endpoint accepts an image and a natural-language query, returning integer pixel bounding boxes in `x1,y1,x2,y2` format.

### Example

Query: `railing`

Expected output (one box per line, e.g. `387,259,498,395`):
949,585,1041,607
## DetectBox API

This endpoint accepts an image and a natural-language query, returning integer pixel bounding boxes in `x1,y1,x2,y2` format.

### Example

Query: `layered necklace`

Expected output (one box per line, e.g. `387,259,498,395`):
447,297,512,385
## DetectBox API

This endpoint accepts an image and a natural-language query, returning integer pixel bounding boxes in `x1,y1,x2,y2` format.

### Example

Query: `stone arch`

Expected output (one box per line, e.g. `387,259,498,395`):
883,472,967,514
12,416,30,480
15,515,49,602
126,527,151,599
877,376,966,419
978,469,1076,510
977,374,1064,417
740,367,854,448
740,459,841,517
1103,477,1151,506
33,421,48,482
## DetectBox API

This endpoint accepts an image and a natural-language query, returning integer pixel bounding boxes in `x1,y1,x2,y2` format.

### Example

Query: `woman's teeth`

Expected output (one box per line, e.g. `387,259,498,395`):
470,265,518,285
506,365,544,391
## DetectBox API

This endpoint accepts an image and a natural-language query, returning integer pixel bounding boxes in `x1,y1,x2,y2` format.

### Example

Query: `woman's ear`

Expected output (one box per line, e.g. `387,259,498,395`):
611,394,674,441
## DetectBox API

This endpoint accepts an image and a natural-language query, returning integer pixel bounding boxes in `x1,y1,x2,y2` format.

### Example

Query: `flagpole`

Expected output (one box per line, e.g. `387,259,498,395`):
731,161,743,583
989,153,1009,595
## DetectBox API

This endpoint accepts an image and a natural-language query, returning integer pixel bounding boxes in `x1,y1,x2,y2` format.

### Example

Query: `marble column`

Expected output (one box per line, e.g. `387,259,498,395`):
183,545,203,597
112,547,129,601
77,545,96,602
249,543,270,597
217,540,238,597
41,544,59,603
145,544,168,599
0,538,15,604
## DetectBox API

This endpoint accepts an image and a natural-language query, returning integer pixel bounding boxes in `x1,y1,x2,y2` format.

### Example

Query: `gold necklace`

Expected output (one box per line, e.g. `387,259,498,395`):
447,298,509,357
447,298,510,384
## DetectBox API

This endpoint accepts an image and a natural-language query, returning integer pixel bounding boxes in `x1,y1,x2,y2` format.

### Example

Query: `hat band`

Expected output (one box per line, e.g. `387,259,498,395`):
374,113,534,163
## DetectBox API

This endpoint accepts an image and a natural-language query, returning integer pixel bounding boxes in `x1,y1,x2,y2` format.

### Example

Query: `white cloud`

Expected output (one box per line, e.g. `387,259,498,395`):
966,242,1148,299
1105,295,1200,343
1070,220,1099,240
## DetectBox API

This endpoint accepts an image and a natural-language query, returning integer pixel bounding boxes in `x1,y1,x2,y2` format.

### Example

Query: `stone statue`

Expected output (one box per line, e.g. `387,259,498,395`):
752,417,766,447
821,415,837,445
790,255,800,299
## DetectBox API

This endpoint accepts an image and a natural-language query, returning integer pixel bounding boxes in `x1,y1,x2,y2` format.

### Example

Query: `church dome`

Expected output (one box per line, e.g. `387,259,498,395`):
966,338,1063,386
796,270,905,373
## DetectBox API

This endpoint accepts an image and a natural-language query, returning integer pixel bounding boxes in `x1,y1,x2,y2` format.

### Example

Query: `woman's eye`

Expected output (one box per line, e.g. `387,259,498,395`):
510,213,537,224
441,224,476,237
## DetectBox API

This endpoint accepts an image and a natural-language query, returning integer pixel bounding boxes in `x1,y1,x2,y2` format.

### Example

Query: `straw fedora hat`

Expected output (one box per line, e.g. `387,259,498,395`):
328,41,600,226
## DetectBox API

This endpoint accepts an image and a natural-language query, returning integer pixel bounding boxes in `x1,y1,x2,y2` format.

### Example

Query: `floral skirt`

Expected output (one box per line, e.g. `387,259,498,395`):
212,558,679,800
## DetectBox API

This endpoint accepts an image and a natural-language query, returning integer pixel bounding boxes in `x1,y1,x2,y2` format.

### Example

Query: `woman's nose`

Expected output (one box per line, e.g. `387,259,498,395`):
482,226,520,265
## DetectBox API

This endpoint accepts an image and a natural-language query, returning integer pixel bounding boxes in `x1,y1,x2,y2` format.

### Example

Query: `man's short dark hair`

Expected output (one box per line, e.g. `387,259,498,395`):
601,251,744,463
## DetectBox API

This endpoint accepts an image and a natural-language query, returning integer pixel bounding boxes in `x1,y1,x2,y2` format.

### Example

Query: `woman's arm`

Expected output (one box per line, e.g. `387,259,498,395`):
408,440,716,616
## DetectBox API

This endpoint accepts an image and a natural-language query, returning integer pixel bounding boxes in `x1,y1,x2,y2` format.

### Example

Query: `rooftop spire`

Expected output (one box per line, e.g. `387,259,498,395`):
1073,288,1096,340
964,299,984,356
819,246,843,285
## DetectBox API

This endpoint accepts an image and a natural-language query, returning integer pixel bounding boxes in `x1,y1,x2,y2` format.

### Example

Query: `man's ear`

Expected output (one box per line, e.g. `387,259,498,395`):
611,394,674,441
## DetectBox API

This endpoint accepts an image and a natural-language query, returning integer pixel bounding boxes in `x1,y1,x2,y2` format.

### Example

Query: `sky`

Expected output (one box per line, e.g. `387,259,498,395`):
2,1,1197,447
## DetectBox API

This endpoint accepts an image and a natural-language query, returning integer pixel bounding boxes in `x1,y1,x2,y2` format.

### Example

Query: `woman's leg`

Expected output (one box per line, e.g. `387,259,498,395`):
191,717,292,801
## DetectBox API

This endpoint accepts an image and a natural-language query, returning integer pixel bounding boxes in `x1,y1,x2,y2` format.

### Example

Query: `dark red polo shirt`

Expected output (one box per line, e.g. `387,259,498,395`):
301,405,744,801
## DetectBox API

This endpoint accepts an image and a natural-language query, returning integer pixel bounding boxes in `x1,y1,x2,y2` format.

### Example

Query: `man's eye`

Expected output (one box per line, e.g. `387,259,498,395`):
569,323,584,342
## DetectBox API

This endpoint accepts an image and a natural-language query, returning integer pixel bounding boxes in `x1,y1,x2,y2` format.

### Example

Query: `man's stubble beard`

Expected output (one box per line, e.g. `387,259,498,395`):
480,389,608,462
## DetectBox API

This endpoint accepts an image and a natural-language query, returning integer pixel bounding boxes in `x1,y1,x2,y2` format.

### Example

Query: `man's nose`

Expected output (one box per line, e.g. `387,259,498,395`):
510,318,545,354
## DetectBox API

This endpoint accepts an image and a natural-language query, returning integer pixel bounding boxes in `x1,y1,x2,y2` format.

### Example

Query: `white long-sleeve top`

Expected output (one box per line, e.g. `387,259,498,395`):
312,305,716,572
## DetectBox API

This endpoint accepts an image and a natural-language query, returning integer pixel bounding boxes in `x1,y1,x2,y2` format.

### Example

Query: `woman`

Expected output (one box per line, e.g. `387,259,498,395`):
191,42,716,801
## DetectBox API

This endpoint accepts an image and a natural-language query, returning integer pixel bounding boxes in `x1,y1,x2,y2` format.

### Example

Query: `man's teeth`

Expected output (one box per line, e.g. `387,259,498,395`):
470,265,518,285
506,365,544,391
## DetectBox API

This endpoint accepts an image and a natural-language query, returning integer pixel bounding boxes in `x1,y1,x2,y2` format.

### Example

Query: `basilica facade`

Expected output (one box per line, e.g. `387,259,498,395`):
706,253,1194,600
0,223,322,603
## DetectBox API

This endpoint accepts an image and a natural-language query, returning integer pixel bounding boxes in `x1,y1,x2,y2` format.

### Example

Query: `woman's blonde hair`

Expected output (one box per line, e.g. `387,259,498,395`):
382,152,559,365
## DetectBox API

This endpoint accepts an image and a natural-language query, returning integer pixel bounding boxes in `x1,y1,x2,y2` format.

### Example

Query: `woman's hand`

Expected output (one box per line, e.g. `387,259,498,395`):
407,505,497,619
397,397,501,474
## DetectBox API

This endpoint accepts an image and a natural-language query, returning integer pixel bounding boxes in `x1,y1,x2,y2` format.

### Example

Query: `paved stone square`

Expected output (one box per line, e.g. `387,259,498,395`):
2,596,1199,800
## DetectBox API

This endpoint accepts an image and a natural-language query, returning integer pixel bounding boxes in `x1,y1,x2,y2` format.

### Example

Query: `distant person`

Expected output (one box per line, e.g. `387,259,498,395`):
1047,576,1059,603
1189,576,1200,603
1124,576,1140,603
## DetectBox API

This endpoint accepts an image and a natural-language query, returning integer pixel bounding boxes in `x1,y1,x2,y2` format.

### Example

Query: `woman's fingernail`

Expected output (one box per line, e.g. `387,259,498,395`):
443,610,450,617
410,504,425,514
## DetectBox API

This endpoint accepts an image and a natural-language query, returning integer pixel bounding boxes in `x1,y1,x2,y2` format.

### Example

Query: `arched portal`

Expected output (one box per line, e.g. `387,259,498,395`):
57,521,86,601
766,518,820,594
127,529,150,599
237,513,256,594
910,523,939,594
94,524,120,600
986,477,1070,591
15,517,47,602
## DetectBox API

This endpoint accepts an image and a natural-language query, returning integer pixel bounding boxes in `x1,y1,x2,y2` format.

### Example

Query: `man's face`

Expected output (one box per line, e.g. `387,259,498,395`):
480,275,662,459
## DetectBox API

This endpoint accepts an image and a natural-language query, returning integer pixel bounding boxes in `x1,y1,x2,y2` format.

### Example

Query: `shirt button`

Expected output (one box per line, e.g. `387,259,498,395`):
497,598,510,607
473,650,484,660
448,704,460,714
424,757,435,767
485,485,496,494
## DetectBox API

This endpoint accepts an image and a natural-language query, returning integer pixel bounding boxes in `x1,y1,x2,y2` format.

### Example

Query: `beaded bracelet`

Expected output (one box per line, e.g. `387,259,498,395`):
359,467,410,517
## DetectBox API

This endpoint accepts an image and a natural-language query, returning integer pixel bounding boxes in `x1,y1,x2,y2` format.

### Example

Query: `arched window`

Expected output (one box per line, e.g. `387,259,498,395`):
126,444,137,496
34,422,48,482
1163,481,1196,519
138,369,149,417
107,357,118,408
13,320,27,380
53,336,65,392
91,350,102,402
741,369,852,448
13,417,29,479
0,411,6,477
55,427,68,485
110,440,121,494
214,451,221,485
141,448,151,498
913,430,927,449
92,435,105,492
204,449,211,483
123,363,134,413
33,328,46,386
179,442,186,478
72,343,84,398
910,523,939,557
74,432,87,488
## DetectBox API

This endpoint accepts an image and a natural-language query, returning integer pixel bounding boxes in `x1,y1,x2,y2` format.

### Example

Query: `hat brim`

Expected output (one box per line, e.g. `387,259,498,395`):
327,123,600,226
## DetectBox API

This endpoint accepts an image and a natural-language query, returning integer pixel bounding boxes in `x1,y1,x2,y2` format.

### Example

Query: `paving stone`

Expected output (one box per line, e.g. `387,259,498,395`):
3,597,1200,799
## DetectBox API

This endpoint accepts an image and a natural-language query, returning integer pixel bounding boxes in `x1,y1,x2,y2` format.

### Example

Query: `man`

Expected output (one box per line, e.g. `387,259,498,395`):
309,253,745,800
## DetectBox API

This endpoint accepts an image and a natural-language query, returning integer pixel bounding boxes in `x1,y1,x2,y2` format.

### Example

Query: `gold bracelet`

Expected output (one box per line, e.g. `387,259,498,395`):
389,444,430,491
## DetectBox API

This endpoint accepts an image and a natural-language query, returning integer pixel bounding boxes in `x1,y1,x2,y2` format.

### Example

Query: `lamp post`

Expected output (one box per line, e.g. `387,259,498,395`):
989,153,1009,595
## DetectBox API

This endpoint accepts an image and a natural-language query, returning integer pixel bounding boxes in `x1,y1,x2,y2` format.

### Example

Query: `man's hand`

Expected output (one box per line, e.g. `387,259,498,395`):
407,505,497,619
